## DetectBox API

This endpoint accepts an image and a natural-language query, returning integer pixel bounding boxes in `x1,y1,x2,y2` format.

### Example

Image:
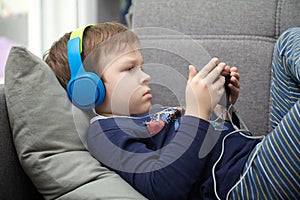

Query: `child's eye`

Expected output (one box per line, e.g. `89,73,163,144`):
127,66,134,71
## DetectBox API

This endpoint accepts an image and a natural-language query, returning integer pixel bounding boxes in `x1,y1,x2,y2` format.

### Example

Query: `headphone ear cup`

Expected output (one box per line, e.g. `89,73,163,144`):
67,72,105,110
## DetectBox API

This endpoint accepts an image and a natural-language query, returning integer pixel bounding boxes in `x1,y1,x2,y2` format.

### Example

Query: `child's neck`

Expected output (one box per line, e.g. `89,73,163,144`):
99,112,115,117
96,110,129,117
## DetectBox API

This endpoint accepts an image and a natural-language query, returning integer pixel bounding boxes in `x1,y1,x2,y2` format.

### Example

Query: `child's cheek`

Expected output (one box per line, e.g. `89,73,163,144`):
111,77,138,104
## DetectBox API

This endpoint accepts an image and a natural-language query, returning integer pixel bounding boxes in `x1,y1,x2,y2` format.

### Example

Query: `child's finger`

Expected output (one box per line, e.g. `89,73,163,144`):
230,72,240,80
206,62,226,84
188,65,198,82
230,66,238,72
228,83,240,95
230,67,240,80
229,76,240,89
224,65,231,73
197,58,219,79
221,66,230,76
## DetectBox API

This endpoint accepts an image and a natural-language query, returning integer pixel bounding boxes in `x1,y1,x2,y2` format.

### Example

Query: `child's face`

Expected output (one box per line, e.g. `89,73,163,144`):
95,49,152,116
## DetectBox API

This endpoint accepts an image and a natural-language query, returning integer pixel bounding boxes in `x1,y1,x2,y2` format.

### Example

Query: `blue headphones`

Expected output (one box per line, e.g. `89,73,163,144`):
67,24,105,110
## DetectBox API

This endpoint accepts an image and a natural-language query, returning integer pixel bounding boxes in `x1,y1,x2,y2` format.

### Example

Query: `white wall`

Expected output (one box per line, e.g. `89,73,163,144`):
27,0,98,56
0,0,30,84
2,0,119,57
0,0,29,16
0,0,29,45
0,0,104,84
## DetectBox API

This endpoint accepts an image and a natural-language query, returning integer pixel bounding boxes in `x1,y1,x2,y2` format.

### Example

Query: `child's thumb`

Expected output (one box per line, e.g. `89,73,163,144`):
188,65,197,81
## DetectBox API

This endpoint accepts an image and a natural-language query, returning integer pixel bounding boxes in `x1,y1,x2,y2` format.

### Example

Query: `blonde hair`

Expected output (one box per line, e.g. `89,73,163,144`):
43,22,140,89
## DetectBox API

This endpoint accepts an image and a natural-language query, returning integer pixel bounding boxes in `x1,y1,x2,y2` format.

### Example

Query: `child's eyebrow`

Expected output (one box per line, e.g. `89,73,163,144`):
123,57,144,66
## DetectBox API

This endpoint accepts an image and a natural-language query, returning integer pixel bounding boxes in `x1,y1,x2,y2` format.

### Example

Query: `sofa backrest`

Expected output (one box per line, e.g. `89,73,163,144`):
132,0,300,135
0,84,43,199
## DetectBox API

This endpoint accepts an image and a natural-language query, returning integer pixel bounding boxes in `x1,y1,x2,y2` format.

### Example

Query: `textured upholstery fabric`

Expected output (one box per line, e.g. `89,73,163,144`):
133,0,300,38
1,1,300,199
132,0,300,134
4,47,145,200
0,85,43,200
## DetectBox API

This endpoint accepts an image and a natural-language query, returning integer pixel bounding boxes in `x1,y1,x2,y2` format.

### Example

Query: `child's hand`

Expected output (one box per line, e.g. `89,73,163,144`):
223,65,240,105
185,58,226,120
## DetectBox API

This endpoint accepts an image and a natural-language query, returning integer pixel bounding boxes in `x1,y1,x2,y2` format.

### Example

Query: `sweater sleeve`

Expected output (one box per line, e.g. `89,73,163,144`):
87,116,210,200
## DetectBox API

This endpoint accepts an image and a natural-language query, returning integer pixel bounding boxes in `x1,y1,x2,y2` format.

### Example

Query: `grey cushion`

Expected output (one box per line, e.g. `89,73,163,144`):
132,0,300,134
133,0,300,37
0,84,43,200
4,47,146,200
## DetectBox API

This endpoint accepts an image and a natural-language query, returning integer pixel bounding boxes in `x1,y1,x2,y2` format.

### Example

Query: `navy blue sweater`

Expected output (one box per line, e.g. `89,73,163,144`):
87,108,260,200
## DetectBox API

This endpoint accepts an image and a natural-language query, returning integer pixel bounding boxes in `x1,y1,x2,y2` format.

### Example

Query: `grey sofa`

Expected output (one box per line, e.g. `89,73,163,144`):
0,84,43,199
132,0,300,134
1,0,300,199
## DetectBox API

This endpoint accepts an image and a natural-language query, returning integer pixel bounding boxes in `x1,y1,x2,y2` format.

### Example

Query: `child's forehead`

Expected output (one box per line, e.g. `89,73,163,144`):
82,38,142,75
97,39,140,57
99,49,143,71
113,49,143,64
121,49,142,57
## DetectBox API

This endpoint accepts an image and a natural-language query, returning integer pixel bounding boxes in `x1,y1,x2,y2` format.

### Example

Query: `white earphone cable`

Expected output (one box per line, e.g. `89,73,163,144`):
212,104,265,200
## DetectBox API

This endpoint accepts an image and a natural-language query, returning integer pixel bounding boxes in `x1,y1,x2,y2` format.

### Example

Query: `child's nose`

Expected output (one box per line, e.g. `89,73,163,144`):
141,71,151,85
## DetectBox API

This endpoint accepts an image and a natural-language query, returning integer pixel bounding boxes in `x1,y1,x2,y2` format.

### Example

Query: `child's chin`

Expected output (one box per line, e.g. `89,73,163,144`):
133,104,152,115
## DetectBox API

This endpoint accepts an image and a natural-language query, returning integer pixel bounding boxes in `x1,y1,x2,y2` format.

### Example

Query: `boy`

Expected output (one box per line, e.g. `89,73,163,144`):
44,23,299,199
